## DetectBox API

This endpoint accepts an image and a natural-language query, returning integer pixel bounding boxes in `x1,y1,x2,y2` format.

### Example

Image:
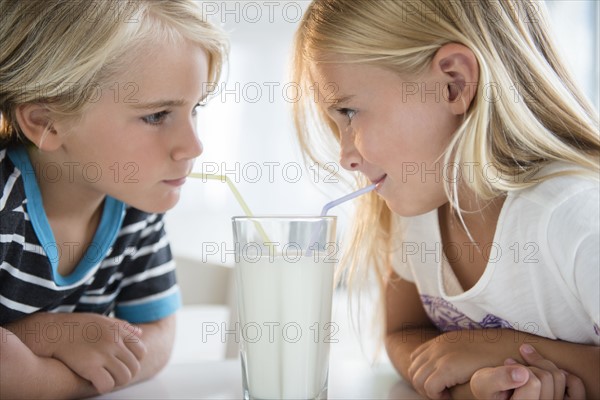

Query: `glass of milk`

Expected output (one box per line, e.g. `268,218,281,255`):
232,216,337,400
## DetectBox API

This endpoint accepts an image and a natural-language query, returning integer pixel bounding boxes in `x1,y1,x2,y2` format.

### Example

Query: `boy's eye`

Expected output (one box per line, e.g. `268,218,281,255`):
336,108,356,123
142,110,170,125
192,102,202,117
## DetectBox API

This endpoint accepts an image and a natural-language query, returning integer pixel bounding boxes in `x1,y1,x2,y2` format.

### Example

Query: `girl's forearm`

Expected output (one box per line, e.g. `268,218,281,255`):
456,328,599,398
385,327,442,382
521,334,600,398
387,327,599,399
439,328,600,398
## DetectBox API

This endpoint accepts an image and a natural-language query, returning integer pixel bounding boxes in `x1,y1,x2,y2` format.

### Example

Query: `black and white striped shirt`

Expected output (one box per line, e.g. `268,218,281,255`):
0,145,181,325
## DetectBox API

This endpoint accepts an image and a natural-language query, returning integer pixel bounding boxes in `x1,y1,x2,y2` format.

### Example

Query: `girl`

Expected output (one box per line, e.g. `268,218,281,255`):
292,0,599,398
0,0,227,398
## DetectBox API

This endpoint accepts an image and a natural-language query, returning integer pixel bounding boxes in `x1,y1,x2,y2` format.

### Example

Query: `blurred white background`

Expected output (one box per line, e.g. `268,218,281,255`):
166,0,599,265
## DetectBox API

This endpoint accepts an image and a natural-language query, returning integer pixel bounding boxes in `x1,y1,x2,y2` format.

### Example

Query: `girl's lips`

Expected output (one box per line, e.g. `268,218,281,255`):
163,177,187,187
375,174,387,191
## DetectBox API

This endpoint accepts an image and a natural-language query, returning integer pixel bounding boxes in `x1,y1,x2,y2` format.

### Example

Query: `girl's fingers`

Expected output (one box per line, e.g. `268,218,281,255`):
409,341,430,362
511,368,542,400
527,366,558,400
519,344,565,400
564,371,586,400
470,365,529,399
471,350,584,400
408,363,432,399
407,352,427,386
407,342,431,391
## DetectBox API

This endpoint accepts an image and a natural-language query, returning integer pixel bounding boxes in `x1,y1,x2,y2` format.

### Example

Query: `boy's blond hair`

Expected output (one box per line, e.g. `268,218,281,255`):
0,0,228,143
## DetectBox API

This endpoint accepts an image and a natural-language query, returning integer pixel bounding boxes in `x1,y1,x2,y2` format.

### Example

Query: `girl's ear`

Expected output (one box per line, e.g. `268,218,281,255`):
433,43,480,115
15,104,64,151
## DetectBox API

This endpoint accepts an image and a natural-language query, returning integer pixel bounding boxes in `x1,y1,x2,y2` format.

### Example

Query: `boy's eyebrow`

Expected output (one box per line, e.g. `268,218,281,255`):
130,99,186,109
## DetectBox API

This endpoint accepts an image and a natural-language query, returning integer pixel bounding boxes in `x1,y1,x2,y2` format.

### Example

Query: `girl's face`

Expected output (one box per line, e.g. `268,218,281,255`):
311,62,463,216
57,40,209,213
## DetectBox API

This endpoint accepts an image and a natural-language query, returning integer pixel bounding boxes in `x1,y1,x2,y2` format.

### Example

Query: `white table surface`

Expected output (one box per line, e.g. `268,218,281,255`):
97,358,420,400
97,291,422,399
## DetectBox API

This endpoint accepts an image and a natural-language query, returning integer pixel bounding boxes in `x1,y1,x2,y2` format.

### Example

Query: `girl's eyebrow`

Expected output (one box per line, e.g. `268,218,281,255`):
327,94,354,110
130,99,186,109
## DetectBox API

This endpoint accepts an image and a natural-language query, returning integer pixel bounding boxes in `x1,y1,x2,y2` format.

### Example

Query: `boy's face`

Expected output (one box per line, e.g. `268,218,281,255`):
58,41,209,213
310,61,463,217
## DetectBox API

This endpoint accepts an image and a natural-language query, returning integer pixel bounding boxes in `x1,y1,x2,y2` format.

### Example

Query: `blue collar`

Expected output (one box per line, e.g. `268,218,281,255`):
7,146,126,286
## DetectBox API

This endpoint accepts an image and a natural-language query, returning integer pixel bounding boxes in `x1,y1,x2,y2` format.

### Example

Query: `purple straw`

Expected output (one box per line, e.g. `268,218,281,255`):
307,183,377,256
320,183,377,216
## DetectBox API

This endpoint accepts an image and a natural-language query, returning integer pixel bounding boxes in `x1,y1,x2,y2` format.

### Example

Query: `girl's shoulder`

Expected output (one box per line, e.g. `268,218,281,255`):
501,162,599,242
509,161,599,210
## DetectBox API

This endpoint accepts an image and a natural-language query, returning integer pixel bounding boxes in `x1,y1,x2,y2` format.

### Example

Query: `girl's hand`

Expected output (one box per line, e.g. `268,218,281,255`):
407,329,524,399
470,345,586,400
20,312,147,394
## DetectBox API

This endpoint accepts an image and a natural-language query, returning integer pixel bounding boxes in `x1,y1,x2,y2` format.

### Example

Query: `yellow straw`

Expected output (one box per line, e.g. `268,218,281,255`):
189,173,254,217
188,173,272,244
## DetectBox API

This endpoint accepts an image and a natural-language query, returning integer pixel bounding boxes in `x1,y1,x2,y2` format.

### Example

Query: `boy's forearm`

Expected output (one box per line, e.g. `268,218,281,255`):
3,312,76,357
4,313,53,356
0,327,97,399
131,314,176,383
3,313,177,394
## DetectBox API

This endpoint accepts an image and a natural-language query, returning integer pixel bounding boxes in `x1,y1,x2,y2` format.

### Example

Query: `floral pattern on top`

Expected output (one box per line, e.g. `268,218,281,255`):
421,295,513,332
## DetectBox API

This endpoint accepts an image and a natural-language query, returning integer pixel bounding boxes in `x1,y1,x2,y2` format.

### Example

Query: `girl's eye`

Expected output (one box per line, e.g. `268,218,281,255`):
142,110,170,125
336,108,356,124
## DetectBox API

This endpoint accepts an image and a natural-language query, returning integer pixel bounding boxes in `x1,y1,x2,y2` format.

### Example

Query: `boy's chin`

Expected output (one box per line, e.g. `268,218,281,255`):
130,196,180,214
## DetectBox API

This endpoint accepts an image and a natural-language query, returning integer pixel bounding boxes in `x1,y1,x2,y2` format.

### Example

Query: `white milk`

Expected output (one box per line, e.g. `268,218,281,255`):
236,255,335,400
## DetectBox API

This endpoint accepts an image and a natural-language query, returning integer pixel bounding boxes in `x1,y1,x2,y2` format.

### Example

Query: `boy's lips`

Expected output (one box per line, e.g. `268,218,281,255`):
164,167,193,187
163,177,187,187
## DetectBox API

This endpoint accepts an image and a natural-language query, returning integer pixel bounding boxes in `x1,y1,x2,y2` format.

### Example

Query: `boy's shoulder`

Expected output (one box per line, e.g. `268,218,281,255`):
0,147,27,215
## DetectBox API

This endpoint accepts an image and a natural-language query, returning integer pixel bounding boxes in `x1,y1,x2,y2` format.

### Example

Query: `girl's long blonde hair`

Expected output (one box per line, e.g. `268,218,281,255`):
292,0,600,322
0,0,228,144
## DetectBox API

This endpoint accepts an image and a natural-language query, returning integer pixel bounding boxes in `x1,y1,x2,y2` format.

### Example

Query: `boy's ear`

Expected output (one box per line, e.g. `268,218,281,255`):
15,104,64,151
433,43,479,115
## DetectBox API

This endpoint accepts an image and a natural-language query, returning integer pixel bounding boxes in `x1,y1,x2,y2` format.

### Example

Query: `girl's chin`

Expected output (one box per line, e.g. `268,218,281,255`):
384,198,434,218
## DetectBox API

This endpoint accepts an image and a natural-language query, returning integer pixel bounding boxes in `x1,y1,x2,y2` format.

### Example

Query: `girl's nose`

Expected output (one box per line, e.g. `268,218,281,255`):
339,130,362,171
171,121,203,161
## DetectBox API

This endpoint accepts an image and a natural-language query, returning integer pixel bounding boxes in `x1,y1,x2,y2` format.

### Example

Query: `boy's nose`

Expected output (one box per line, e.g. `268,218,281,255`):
171,123,203,161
